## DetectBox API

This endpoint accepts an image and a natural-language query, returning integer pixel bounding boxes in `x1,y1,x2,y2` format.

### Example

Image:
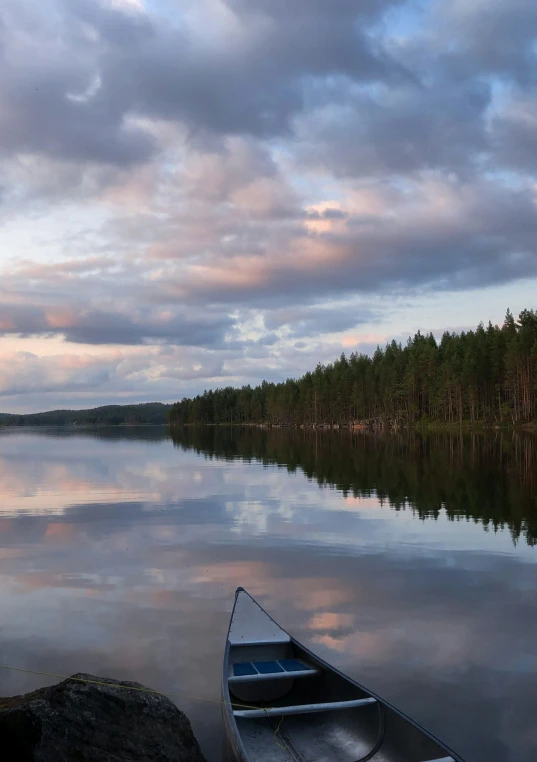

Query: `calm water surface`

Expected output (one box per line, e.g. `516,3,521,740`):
0,426,536,762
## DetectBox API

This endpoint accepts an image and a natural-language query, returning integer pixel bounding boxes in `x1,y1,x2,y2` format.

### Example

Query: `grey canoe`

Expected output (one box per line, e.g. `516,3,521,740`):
222,588,465,762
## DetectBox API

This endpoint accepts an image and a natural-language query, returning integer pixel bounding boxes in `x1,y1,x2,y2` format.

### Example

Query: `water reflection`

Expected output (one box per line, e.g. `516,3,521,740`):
171,426,537,546
0,426,535,762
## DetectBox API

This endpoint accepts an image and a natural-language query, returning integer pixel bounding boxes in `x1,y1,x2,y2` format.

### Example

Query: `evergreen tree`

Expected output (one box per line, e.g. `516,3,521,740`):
168,308,537,428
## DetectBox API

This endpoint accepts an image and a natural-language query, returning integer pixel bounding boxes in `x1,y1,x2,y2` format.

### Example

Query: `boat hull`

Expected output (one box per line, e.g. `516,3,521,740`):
222,589,464,762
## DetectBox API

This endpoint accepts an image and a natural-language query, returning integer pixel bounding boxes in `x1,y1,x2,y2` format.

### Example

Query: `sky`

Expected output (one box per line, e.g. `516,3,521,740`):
1,0,537,412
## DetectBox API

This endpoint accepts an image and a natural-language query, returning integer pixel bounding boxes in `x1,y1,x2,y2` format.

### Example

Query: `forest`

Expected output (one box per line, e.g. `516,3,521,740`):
0,402,171,427
168,309,537,428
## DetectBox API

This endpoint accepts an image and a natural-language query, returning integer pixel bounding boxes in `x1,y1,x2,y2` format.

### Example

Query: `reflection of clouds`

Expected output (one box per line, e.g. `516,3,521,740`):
191,560,273,590
44,522,78,542
0,430,535,762
191,559,354,616
312,621,472,670
308,611,355,633
0,518,15,534
313,634,347,652
227,500,268,534
312,632,380,656
0,431,222,516
342,495,384,509
0,430,529,560
0,547,24,559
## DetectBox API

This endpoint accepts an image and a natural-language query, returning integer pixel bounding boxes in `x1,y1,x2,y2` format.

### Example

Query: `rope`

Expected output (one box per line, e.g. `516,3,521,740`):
0,662,385,760
269,712,289,753
0,663,259,711
352,702,386,762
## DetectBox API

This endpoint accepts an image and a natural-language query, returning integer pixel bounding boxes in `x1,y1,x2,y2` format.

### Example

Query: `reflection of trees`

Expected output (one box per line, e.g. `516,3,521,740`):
0,425,168,443
171,427,537,547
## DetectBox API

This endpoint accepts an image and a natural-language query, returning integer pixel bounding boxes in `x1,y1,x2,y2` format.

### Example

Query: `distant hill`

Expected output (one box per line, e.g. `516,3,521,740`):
0,403,171,427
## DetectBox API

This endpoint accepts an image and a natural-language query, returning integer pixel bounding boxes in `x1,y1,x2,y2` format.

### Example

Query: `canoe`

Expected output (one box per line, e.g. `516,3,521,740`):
222,588,464,762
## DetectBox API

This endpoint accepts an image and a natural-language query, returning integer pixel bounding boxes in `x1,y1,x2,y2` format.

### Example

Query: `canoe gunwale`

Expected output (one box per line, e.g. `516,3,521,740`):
222,588,466,762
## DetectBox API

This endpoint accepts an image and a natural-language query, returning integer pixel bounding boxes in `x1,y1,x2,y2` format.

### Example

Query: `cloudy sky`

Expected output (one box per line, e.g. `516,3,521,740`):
1,0,537,412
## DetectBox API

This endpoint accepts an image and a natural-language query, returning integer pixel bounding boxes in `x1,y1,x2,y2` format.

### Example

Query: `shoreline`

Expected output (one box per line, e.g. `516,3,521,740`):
168,420,537,433
1,420,535,433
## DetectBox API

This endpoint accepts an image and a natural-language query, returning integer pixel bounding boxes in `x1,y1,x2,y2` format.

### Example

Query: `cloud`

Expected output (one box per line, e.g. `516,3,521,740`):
2,0,537,408
294,80,491,178
0,0,406,174
0,298,233,347
264,305,375,338
0,350,117,397
0,0,156,166
0,342,242,404
60,310,231,347
149,174,537,308
491,93,537,172
428,0,537,84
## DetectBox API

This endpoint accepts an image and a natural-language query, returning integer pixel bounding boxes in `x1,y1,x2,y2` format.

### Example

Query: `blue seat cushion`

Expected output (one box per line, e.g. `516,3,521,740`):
278,658,307,672
233,662,257,676
253,660,284,674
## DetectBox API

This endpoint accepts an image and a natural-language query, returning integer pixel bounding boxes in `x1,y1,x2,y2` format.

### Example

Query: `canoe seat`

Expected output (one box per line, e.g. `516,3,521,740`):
233,697,377,718
229,658,320,684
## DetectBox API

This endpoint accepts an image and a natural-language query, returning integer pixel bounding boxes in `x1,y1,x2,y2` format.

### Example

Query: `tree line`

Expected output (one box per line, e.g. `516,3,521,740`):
171,426,537,546
0,403,171,427
168,309,537,428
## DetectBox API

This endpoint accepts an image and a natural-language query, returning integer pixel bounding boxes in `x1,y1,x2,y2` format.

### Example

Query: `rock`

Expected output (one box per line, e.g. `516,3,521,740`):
0,673,207,762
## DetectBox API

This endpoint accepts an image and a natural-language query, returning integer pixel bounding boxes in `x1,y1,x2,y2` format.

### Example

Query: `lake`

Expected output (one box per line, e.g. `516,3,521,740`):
0,425,536,762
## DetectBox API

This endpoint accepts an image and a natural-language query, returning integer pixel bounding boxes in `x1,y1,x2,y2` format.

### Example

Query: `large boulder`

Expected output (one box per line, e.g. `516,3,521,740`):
0,673,208,762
